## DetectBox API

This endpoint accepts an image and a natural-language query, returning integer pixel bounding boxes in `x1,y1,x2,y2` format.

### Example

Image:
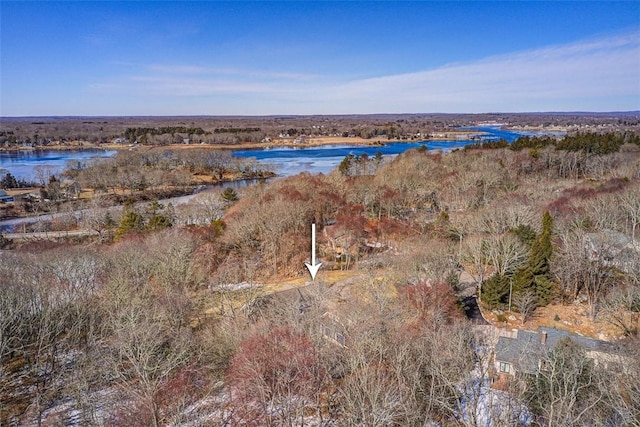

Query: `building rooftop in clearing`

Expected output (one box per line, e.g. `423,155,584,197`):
584,229,638,273
0,190,15,201
495,327,619,374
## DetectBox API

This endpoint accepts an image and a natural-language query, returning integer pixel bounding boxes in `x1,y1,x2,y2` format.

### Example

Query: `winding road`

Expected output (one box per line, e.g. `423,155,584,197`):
0,189,211,235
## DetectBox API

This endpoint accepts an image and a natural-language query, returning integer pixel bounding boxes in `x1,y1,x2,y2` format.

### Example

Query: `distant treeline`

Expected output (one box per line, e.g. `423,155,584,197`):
465,132,640,154
214,127,262,134
124,126,208,140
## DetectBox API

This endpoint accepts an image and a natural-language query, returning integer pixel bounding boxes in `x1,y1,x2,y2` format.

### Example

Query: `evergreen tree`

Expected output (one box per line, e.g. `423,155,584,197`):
221,187,239,203
510,224,537,246
114,210,145,241
359,153,369,175
146,214,172,231
104,212,116,228
136,175,148,191
513,211,555,306
480,273,510,309
147,200,164,215
372,151,384,171
338,154,355,176
534,275,555,307
0,172,18,189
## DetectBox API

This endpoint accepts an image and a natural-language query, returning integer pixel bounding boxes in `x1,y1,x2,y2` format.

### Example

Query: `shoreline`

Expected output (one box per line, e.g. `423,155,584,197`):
0,131,486,153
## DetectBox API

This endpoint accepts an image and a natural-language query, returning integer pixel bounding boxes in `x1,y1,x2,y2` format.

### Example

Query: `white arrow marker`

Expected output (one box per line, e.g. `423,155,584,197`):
305,223,322,280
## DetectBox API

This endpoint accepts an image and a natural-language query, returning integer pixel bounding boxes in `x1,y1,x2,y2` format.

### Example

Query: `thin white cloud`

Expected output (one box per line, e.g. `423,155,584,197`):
321,31,640,113
129,76,278,96
89,31,640,114
148,65,210,75
148,64,318,80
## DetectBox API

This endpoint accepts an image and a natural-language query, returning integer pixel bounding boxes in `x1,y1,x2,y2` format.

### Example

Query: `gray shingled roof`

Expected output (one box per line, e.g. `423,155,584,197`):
495,327,617,374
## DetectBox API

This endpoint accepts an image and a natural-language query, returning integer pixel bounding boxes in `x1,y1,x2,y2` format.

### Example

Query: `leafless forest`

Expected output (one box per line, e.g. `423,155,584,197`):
1,116,640,426
2,113,639,147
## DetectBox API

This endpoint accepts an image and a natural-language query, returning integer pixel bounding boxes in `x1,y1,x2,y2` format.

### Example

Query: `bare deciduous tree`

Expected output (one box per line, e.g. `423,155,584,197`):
618,187,640,244
524,338,609,427
555,229,619,318
106,303,194,427
513,289,538,325
601,283,640,336
226,327,325,426
485,233,527,277
462,235,491,289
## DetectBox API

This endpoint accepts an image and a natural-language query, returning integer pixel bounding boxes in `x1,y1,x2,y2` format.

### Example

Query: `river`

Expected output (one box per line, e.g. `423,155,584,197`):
231,126,540,175
0,127,545,181
0,149,117,182
0,127,558,232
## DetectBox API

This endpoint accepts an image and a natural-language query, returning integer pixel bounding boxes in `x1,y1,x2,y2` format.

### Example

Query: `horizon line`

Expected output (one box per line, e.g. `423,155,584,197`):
2,110,640,120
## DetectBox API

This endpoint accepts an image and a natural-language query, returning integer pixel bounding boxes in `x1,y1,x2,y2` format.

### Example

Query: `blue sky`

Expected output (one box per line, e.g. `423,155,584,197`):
1,1,639,116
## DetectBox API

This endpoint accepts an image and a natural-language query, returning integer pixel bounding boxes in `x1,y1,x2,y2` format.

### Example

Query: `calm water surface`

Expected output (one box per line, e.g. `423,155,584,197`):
0,127,559,181
232,126,538,176
0,149,117,182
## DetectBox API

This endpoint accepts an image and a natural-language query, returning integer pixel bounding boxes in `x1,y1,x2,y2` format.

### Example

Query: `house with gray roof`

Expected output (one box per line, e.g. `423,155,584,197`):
584,229,639,274
494,327,619,377
0,190,15,203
